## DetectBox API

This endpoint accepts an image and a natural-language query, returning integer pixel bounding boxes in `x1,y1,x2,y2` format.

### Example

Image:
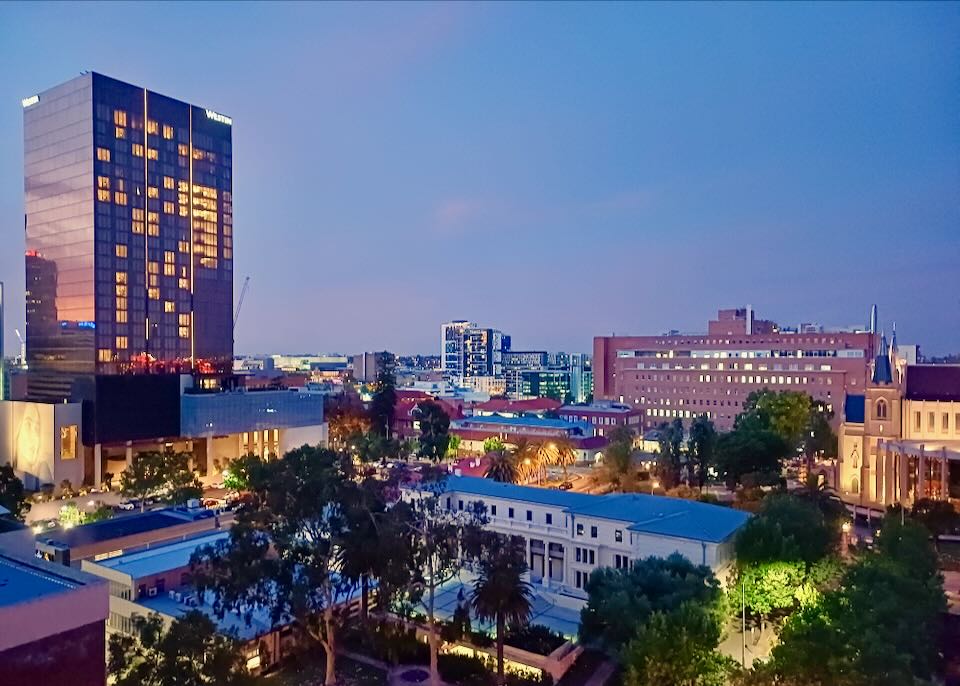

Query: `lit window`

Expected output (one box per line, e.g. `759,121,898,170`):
179,326,190,339
164,301,175,313
116,336,128,349
178,277,190,290
148,287,160,300
114,191,127,205
97,188,111,202
116,310,128,323
98,349,112,362
178,241,189,253
132,144,144,157
147,120,159,135
163,176,175,189
115,271,127,284
163,264,175,276
178,205,189,217
115,126,126,139
147,186,158,198
114,110,127,127
178,144,188,157
97,176,110,189
148,261,159,274
132,222,144,234
147,148,158,160
116,297,127,310
178,313,191,326
163,201,175,214
115,244,127,258
147,224,159,237
162,124,174,140
148,274,158,287
148,211,159,223
97,147,111,162
60,425,78,460
115,284,127,297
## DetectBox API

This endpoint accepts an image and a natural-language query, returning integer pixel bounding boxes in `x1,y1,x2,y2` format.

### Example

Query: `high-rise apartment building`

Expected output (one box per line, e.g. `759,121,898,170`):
23,72,233,403
440,321,510,383
594,307,875,432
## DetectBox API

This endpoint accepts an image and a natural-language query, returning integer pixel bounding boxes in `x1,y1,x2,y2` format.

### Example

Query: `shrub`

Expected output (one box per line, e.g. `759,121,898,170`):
470,630,494,648
438,654,491,686
503,624,566,655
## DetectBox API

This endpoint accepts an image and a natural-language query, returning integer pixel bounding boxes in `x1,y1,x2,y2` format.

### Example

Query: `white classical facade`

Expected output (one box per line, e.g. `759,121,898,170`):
407,475,749,603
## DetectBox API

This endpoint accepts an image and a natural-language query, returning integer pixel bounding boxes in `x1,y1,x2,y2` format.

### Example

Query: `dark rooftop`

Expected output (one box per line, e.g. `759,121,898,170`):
905,365,960,402
37,509,199,549
844,394,865,424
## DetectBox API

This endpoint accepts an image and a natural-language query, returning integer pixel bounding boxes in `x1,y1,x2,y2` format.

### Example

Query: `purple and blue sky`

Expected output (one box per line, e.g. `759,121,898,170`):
1,2,958,356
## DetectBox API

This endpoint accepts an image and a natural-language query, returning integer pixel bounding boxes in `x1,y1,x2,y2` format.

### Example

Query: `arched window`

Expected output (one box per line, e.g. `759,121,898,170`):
851,477,860,494
876,399,888,419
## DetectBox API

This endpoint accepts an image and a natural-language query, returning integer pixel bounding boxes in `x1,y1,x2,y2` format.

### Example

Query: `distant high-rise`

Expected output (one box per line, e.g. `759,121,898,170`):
440,321,511,383
23,73,234,401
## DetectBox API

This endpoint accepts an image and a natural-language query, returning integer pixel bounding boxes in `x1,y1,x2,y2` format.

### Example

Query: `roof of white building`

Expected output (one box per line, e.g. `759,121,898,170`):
435,476,750,543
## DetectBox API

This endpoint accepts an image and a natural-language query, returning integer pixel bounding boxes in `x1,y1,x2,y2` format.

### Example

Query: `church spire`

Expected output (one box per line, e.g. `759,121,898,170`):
872,331,893,385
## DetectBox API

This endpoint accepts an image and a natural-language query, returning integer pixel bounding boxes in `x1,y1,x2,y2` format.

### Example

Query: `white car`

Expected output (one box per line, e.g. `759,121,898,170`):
116,501,136,511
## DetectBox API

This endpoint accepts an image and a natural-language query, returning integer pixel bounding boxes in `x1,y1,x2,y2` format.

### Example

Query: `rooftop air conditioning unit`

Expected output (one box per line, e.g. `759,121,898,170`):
147,587,158,597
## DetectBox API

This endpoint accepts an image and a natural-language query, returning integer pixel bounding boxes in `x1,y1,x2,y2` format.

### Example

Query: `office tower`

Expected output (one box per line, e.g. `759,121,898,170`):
594,307,875,432
23,73,233,402
569,352,593,403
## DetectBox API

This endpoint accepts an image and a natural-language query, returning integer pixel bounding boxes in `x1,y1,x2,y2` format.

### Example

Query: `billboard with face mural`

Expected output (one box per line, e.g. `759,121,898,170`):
1,401,57,489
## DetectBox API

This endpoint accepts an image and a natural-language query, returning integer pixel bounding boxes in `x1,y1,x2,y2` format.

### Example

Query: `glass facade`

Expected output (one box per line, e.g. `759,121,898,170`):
24,73,233,402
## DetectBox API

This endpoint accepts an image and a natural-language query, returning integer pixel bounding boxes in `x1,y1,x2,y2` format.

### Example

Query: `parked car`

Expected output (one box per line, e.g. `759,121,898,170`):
558,481,574,491
116,500,136,511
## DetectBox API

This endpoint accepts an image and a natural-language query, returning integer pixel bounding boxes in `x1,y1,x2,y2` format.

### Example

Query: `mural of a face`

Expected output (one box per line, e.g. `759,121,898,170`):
13,404,53,486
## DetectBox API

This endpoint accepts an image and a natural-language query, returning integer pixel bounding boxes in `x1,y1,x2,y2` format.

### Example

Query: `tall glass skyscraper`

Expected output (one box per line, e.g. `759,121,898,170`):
23,73,234,403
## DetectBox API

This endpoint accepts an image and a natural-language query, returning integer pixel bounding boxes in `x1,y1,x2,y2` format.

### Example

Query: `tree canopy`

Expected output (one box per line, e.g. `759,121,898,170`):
120,449,202,511
579,553,722,654
0,464,30,521
414,401,451,462
735,494,833,566
108,611,253,686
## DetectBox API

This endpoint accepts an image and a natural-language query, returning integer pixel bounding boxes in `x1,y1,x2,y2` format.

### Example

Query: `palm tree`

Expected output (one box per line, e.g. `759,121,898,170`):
485,450,519,484
508,438,542,485
544,436,577,483
471,535,533,685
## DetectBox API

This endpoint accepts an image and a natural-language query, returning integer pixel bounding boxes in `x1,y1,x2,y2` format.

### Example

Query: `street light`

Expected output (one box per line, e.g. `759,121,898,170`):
651,480,660,494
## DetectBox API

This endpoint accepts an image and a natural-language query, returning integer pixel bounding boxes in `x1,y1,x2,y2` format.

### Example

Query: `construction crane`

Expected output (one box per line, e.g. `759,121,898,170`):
234,276,250,331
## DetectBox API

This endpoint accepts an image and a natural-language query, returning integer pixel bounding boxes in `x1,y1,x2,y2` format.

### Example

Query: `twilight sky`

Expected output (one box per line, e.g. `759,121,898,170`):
1,2,958,357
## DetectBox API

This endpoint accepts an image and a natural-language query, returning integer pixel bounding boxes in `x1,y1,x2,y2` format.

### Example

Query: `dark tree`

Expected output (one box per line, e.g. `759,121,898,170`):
911,497,958,551
735,494,833,566
108,611,253,686
0,464,30,521
656,419,684,489
192,447,357,686
714,427,787,489
369,364,397,438
414,401,451,462
580,553,721,654
471,533,534,685
485,450,520,483
686,415,717,490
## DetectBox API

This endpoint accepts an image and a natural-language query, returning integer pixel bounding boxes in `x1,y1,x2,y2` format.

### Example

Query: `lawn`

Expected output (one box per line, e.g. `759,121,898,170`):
258,654,386,686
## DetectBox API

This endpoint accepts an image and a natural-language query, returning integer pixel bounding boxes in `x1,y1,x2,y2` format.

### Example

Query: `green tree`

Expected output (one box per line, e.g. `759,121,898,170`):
370,364,398,438
767,517,945,686
0,464,30,521
911,497,957,551
715,427,787,489
623,601,735,686
483,437,505,453
735,494,833,566
803,399,837,466
108,611,253,686
192,447,356,686
740,561,807,635
414,401,451,462
221,453,265,492
485,450,520,484
120,451,167,512
686,415,717,490
656,419,685,489
580,553,721,654
446,434,462,457
738,389,811,454
471,533,534,685
598,428,638,492
164,450,203,506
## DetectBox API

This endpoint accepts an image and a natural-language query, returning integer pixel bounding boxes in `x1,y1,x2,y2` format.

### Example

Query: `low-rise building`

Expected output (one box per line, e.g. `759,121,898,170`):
472,397,562,418
408,476,748,603
82,531,289,673
558,402,643,438
450,415,606,462
0,552,108,686
35,508,222,567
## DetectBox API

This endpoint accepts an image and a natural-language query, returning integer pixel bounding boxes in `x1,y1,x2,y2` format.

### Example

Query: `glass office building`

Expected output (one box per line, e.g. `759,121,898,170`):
23,73,233,402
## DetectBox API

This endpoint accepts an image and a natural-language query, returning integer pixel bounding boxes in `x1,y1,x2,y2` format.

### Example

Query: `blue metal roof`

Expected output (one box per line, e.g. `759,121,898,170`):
439,476,750,543
0,554,83,608
98,531,229,580
844,394,865,424
455,415,592,432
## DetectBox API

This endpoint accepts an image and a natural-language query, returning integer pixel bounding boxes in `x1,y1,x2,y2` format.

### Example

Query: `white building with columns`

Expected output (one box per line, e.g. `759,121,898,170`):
406,475,749,604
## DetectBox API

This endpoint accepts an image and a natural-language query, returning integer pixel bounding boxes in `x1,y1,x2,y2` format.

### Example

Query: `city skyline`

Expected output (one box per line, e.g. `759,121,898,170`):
1,3,958,357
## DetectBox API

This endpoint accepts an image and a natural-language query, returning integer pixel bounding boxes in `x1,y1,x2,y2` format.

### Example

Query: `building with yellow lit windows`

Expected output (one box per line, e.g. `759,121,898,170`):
6,73,326,490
